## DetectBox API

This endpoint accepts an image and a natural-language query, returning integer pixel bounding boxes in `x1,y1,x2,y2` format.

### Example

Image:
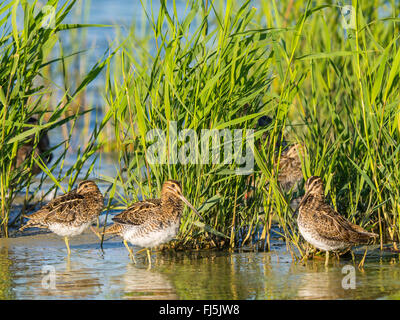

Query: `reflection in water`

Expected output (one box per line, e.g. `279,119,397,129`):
157,251,265,299
28,262,103,299
0,235,400,299
296,261,356,299
0,247,15,299
119,264,177,300
155,249,400,300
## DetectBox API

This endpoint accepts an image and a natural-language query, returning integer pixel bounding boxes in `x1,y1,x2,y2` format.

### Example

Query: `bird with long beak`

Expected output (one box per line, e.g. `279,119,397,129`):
19,180,104,255
104,180,201,267
296,176,378,266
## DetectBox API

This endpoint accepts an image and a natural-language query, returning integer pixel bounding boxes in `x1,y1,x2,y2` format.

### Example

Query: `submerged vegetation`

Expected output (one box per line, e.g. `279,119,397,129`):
1,0,400,259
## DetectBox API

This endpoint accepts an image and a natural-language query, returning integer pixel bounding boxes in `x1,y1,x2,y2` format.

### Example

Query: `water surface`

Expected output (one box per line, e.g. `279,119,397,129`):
0,231,399,299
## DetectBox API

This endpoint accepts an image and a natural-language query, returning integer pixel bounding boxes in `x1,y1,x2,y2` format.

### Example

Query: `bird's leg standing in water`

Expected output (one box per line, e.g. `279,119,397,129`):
64,236,71,255
123,240,136,264
146,248,152,269
325,251,329,267
358,247,368,269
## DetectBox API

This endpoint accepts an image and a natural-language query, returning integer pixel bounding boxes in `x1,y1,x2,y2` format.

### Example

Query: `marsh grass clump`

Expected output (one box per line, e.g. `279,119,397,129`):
3,0,400,256
0,0,113,236
101,0,280,248
101,0,400,254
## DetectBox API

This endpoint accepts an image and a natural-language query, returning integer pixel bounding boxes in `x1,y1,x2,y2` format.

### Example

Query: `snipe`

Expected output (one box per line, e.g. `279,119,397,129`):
104,180,201,267
246,115,305,203
13,117,53,176
19,180,104,255
277,143,305,193
297,176,378,265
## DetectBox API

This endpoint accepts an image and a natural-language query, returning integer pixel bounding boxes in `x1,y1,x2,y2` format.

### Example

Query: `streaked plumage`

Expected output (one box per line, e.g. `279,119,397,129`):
277,143,305,192
257,116,305,191
13,117,53,175
19,180,104,254
105,198,178,249
246,116,305,198
104,180,201,266
297,176,378,265
245,142,306,206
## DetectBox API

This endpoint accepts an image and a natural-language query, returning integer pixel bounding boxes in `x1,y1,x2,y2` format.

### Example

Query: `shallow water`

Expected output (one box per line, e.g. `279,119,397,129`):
0,230,399,300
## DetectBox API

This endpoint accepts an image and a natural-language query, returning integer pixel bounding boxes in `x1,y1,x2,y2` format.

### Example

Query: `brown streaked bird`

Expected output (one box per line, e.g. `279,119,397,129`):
296,176,378,266
277,143,306,193
246,116,305,198
12,117,53,176
245,143,306,206
104,180,201,267
19,180,104,255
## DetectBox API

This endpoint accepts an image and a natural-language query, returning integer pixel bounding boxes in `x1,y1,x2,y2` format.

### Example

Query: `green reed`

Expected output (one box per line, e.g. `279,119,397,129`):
100,0,277,249
0,0,113,236
256,0,400,256
100,0,400,254
3,0,400,254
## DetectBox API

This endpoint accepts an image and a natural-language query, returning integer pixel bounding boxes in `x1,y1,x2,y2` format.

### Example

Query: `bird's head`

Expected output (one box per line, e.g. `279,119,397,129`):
161,180,202,219
77,180,101,195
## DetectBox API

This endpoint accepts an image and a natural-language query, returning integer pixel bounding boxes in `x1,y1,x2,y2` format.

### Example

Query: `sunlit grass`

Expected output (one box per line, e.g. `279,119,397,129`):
0,0,113,236
2,0,400,257
99,0,400,254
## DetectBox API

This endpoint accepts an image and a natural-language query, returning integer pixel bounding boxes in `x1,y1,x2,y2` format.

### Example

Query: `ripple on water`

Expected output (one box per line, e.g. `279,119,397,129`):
0,231,400,299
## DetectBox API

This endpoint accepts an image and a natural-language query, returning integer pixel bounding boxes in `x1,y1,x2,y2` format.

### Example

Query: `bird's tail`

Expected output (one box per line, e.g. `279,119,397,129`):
103,223,123,235
19,210,48,232
355,229,379,244
19,224,29,232
19,220,36,232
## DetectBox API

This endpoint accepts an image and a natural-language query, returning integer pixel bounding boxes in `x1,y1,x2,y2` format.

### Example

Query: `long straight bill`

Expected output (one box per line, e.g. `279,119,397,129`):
179,195,203,220
293,191,309,217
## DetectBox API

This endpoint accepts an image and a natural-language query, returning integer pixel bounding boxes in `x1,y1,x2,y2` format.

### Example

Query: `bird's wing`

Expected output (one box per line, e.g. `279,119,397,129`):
279,154,301,176
312,202,375,243
277,155,302,190
40,191,86,224
112,199,161,226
